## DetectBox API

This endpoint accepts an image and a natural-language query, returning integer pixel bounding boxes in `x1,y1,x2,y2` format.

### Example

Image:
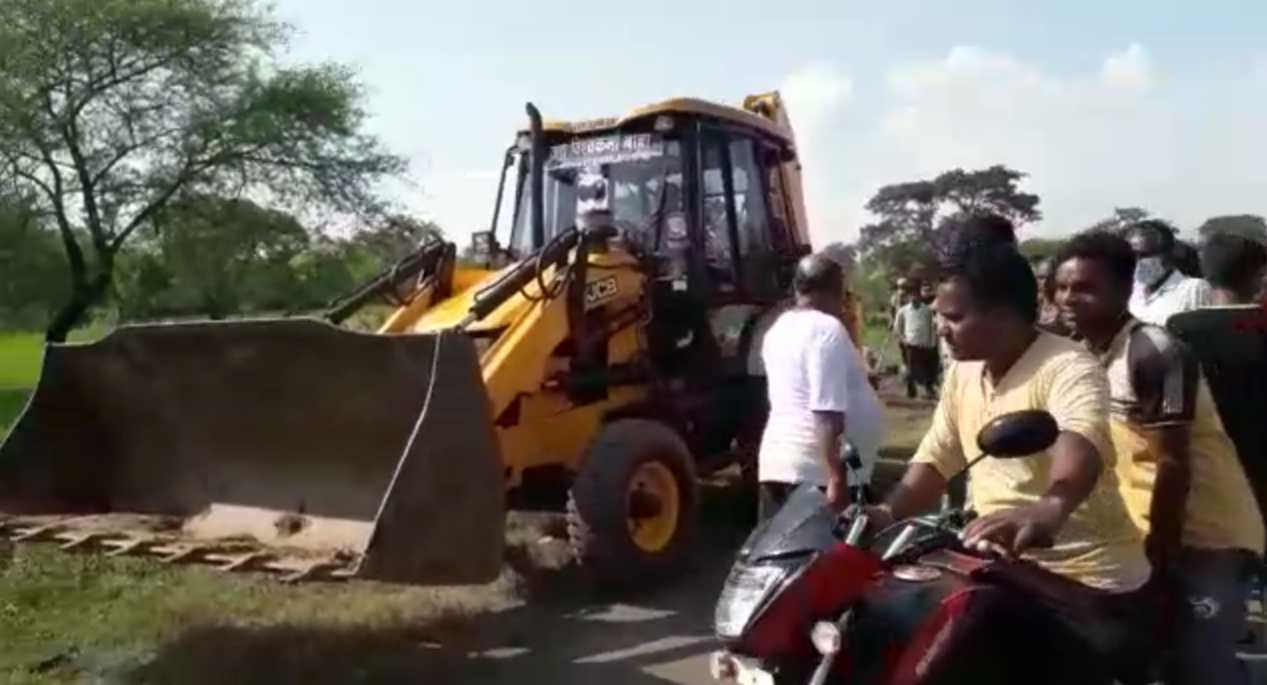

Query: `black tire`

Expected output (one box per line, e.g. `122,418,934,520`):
567,419,698,588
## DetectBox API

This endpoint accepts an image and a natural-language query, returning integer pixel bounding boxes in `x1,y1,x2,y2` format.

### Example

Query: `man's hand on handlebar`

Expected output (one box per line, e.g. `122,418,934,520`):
961,500,1062,556
855,504,895,531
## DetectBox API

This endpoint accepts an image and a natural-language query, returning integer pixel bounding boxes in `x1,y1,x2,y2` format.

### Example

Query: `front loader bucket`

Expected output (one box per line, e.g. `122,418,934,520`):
0,318,504,585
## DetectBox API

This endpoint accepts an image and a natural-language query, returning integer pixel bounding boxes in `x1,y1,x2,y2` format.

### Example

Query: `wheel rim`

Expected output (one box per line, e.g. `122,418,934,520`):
627,461,681,553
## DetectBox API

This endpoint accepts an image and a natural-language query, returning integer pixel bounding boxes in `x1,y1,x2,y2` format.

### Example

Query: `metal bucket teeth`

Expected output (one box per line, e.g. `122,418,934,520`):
0,515,360,582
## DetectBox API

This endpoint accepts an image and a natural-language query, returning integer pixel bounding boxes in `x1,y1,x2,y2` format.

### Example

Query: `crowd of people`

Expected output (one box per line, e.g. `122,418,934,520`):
753,214,1267,684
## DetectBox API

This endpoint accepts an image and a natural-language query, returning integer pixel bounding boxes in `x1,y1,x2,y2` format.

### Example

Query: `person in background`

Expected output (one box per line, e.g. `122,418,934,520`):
1173,240,1204,279
957,211,1019,248
1168,232,1267,546
866,241,1155,684
1126,219,1211,326
1053,230,1262,685
919,282,937,310
756,253,885,522
1032,255,1072,336
920,282,945,387
890,278,908,321
892,279,939,399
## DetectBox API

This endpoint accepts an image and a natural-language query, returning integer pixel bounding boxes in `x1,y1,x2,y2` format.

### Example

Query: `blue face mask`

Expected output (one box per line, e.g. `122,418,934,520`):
1134,257,1167,286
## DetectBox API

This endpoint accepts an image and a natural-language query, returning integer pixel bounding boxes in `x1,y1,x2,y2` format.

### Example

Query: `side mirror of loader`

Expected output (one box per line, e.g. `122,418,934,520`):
469,230,502,267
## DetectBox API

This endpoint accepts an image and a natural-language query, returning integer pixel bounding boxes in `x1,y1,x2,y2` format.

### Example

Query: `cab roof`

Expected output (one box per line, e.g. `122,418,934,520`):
521,97,793,145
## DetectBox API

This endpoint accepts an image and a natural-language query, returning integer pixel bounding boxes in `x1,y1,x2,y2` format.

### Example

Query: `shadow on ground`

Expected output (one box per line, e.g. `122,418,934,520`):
116,593,722,685
110,486,757,685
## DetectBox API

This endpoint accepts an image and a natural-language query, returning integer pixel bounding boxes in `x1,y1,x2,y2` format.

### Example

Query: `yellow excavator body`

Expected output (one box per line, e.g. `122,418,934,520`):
0,92,876,588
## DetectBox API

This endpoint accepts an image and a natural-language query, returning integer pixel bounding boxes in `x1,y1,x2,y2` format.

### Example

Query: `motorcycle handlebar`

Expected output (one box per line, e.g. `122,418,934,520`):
851,506,1055,564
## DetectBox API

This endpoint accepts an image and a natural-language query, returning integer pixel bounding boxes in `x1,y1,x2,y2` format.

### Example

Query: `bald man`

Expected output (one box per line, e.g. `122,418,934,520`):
756,254,885,521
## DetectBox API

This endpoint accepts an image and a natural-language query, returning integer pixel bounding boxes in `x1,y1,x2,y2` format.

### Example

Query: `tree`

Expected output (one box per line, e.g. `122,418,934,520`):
149,195,309,318
858,165,1041,277
1087,207,1151,234
286,238,368,310
820,241,857,273
0,193,67,327
0,0,406,341
1196,214,1267,243
350,214,443,266
111,243,174,321
1019,237,1065,261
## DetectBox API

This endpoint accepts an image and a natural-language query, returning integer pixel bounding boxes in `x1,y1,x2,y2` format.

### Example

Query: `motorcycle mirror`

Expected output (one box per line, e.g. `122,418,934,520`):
839,441,864,472
975,410,1059,459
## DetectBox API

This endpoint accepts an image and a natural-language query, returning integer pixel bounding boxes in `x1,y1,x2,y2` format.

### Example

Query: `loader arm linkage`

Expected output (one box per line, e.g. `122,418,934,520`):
322,239,456,325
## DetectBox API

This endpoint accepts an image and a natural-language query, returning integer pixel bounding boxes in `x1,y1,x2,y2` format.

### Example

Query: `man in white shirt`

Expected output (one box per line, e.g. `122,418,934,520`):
757,254,885,521
1126,219,1211,326
893,281,939,399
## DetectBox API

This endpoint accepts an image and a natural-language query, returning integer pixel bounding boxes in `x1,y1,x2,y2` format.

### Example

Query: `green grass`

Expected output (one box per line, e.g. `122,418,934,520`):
0,327,105,389
0,330,41,437
0,326,105,439
0,388,25,437
0,546,527,684
0,332,44,390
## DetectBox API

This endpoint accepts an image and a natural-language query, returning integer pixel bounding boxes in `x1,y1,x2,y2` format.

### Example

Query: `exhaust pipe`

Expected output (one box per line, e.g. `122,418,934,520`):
526,103,546,249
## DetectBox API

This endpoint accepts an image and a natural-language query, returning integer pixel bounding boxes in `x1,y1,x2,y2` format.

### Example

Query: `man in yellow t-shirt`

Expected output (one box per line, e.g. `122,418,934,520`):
1052,229,1263,685
867,224,1155,684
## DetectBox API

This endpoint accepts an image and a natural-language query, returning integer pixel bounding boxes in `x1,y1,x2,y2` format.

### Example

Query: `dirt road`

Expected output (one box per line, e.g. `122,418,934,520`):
118,476,1267,685
110,551,727,685
437,553,730,685
121,537,1267,685
117,506,743,685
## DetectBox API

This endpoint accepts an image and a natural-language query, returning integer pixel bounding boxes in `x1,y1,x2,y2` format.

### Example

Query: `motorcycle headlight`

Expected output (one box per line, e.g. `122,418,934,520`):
714,563,792,639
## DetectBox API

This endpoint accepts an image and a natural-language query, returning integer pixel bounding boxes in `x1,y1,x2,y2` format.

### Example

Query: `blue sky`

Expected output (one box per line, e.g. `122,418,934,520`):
272,0,1267,246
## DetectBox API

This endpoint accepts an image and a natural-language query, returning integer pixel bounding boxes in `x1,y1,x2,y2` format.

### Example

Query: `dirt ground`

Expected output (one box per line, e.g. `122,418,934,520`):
107,490,752,685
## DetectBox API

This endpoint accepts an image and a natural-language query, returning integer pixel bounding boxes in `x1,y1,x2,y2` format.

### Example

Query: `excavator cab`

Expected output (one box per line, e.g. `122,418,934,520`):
474,107,807,303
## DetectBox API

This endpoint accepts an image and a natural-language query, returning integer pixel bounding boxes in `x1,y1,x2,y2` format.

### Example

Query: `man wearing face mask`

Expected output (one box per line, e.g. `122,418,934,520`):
1126,219,1212,326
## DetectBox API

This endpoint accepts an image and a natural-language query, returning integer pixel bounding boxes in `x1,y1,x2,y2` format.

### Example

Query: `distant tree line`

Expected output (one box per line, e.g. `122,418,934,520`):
0,191,442,330
829,166,1267,321
0,0,408,338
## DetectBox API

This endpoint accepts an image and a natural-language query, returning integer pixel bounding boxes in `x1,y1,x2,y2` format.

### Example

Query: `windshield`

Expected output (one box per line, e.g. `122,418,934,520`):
508,132,683,256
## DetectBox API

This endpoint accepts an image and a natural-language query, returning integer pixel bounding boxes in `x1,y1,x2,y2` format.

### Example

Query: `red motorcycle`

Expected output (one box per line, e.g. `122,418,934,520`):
708,410,1156,685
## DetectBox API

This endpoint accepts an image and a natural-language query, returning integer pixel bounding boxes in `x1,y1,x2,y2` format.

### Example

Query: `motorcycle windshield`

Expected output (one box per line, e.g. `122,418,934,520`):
738,485,837,560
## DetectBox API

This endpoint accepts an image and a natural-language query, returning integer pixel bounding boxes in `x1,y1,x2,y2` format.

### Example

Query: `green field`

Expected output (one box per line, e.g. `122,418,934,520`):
0,332,44,389
0,332,38,440
0,327,931,684
0,328,104,440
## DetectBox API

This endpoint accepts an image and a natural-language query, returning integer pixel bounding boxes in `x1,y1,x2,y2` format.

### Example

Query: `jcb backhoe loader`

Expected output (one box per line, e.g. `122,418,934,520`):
0,92,877,587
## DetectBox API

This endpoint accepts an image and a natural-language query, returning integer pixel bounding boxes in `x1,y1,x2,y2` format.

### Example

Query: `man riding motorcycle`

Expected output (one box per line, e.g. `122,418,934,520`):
864,220,1158,684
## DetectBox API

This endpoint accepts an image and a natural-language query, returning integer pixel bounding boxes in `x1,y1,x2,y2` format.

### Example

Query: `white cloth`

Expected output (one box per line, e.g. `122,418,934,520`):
757,308,884,487
1128,270,1211,327
893,302,937,348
